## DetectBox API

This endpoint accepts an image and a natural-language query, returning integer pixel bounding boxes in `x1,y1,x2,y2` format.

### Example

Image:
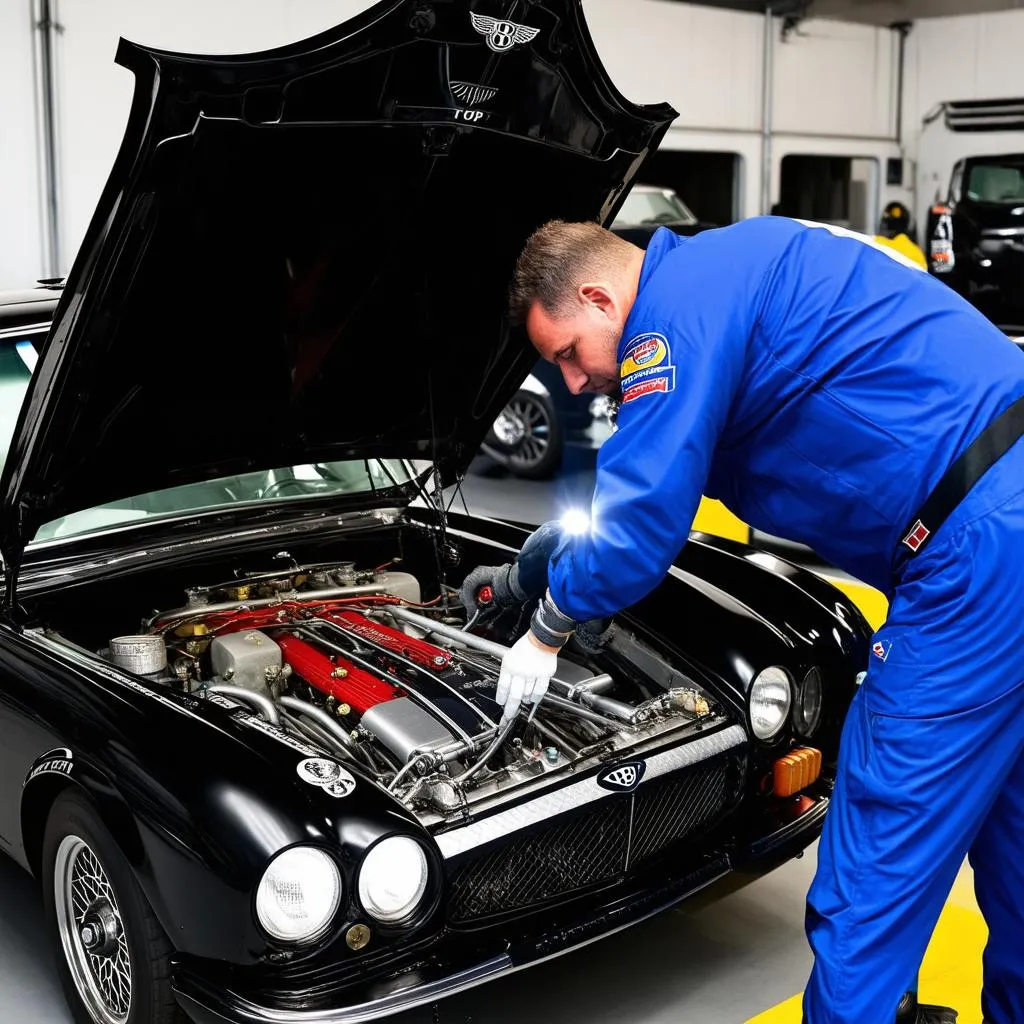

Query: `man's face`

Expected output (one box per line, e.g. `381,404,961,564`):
526,284,625,397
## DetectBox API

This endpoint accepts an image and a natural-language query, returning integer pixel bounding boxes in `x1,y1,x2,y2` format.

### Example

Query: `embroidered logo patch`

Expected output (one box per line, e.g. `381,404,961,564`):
620,331,675,404
902,519,930,552
872,640,891,661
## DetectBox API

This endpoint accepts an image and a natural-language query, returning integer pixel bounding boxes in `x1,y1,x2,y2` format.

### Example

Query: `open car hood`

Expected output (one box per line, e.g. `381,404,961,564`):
0,0,675,563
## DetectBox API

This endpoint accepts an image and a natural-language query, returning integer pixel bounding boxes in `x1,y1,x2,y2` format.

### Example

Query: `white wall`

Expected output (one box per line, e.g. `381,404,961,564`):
584,3,902,224
902,9,1024,240
773,19,897,139
0,1,45,290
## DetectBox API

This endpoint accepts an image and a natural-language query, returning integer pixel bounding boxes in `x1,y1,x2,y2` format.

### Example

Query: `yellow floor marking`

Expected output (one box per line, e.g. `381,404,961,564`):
744,867,986,1023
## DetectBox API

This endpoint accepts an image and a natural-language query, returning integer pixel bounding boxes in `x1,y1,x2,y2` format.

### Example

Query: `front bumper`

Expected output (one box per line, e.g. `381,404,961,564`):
172,789,828,1024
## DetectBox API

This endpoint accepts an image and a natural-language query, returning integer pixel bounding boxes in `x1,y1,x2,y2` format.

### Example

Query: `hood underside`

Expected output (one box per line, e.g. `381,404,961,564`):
0,0,675,562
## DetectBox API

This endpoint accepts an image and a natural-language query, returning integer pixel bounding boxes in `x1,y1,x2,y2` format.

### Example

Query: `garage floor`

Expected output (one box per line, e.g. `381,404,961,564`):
0,458,988,1024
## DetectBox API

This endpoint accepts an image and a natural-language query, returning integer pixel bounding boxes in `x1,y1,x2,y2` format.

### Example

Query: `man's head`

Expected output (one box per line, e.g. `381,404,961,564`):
508,220,645,396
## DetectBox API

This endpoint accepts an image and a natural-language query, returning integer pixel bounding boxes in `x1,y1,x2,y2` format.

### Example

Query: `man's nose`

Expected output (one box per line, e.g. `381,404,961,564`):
562,365,588,395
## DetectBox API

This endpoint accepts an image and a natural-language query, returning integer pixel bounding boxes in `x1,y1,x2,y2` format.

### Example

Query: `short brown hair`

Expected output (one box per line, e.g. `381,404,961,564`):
508,219,634,325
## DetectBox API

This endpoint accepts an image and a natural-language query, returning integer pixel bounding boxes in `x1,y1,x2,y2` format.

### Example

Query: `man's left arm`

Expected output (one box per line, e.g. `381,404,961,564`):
546,306,750,625
496,299,751,722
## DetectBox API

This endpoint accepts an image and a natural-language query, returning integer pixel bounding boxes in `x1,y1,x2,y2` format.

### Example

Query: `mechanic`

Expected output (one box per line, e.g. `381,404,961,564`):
461,215,1024,1024
874,200,928,270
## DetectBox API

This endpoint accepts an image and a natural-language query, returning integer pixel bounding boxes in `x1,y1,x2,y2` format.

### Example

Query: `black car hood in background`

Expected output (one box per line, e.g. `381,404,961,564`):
0,0,675,561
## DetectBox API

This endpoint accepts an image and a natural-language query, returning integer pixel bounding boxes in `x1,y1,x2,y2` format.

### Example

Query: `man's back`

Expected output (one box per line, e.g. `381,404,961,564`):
635,218,1024,590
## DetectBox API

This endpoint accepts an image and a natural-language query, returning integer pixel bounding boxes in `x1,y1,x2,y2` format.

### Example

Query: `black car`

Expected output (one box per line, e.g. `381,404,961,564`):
926,152,1024,325
0,5,871,1024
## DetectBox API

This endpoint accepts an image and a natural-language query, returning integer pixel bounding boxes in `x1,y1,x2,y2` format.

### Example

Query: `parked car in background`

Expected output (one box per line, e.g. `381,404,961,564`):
608,182,715,246
927,152,1024,325
480,359,613,478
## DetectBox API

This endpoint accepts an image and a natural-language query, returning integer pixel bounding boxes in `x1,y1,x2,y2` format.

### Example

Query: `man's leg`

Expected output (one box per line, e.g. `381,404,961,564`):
801,674,1024,1024
970,748,1024,1024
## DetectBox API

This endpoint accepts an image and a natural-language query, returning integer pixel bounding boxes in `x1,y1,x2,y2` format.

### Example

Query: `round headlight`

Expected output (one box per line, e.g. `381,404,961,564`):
357,837,429,924
749,666,792,741
256,847,342,943
794,667,823,736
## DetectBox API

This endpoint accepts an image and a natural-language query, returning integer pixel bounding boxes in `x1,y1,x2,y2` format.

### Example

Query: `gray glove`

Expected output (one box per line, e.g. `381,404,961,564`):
459,563,527,612
460,520,566,613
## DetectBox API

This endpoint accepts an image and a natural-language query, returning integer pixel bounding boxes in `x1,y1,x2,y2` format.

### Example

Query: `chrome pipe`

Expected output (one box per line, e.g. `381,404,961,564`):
148,583,388,630
383,606,602,695
204,684,280,726
542,693,625,730
563,673,614,701
579,690,637,723
278,696,364,758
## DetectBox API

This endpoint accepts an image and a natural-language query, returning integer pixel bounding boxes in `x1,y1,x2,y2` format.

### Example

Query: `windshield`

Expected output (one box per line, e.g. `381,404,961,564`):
966,160,1024,204
0,329,420,545
30,459,417,543
613,187,698,227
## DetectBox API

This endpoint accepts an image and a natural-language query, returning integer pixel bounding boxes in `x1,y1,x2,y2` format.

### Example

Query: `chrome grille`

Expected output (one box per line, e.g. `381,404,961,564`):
629,758,732,864
446,752,741,922
447,800,631,921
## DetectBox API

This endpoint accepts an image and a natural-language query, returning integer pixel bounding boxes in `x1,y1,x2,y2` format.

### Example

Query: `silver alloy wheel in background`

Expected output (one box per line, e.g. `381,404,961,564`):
504,394,551,472
54,834,133,1024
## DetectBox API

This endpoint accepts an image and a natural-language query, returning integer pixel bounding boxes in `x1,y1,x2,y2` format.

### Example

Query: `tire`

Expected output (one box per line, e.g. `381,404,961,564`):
501,390,563,480
40,790,184,1024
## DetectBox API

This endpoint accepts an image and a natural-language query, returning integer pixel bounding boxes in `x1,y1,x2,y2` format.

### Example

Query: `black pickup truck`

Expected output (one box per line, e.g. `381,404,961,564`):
926,152,1024,329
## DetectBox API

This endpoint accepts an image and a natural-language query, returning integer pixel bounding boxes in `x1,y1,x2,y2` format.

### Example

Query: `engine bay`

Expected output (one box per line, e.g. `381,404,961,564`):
83,556,721,822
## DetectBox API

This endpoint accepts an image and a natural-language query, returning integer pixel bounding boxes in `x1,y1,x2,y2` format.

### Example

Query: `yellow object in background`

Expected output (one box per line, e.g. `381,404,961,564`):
691,496,751,544
874,232,928,270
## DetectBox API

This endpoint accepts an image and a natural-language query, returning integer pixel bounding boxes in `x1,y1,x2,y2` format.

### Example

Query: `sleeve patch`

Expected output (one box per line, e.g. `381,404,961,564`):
620,331,675,402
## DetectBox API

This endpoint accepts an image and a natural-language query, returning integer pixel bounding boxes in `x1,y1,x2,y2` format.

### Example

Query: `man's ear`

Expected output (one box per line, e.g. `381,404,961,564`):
578,282,616,319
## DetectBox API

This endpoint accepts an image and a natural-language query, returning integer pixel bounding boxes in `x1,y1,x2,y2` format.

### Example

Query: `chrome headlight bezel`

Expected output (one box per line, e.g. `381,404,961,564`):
748,665,793,742
793,666,824,737
356,835,431,926
255,845,343,945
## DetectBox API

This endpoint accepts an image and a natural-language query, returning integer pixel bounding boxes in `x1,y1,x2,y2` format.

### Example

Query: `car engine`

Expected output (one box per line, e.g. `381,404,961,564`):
101,559,719,822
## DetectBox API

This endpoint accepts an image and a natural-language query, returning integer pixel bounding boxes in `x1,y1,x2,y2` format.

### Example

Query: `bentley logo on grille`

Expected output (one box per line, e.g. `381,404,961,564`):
596,761,646,793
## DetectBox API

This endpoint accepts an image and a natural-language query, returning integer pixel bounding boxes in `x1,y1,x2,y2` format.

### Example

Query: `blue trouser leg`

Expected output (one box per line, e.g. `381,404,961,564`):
971,747,1024,1024
802,677,1024,1024
802,470,1024,1024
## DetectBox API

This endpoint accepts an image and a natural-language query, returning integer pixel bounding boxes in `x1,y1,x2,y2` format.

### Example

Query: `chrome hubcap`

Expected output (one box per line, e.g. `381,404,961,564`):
493,410,527,446
55,835,132,1024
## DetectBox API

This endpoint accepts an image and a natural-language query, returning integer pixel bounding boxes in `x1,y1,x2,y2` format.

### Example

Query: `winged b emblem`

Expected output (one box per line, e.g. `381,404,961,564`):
470,12,540,53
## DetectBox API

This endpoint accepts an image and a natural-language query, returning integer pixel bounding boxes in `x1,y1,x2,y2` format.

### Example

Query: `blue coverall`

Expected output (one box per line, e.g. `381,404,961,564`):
544,218,1024,1024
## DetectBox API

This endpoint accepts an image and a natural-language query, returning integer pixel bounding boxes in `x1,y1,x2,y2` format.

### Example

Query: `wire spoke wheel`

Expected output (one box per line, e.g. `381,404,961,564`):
54,835,132,1024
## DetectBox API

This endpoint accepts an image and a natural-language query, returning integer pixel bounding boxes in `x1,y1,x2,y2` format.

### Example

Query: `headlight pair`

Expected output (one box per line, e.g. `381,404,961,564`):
256,836,431,944
748,665,823,741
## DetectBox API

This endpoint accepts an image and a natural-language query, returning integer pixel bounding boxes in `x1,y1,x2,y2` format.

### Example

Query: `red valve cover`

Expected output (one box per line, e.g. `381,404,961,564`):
276,635,398,713
326,610,453,670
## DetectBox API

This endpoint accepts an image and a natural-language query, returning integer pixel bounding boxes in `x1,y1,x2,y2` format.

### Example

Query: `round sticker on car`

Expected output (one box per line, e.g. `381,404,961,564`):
296,757,356,798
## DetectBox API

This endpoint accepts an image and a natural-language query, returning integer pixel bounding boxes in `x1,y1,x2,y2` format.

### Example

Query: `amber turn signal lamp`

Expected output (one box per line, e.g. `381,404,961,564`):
773,746,822,797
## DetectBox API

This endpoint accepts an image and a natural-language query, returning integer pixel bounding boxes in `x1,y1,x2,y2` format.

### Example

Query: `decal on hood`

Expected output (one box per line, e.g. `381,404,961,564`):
297,757,357,798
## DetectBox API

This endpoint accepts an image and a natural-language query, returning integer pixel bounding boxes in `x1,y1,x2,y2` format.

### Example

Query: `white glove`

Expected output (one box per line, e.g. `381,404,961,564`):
495,631,560,723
